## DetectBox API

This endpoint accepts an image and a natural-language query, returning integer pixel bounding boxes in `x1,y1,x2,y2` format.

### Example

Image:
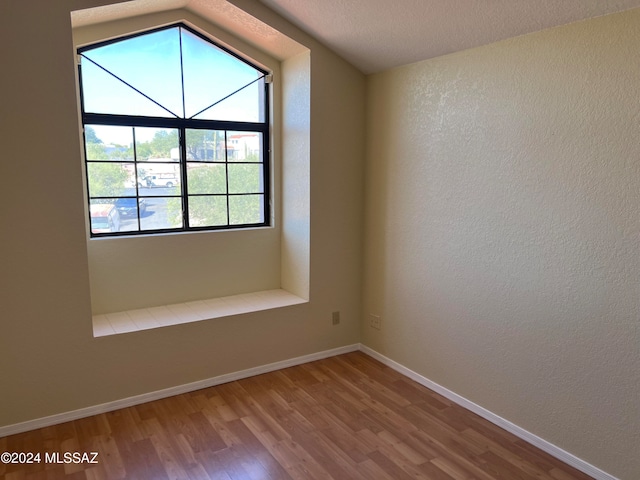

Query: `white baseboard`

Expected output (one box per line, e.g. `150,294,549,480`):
359,344,618,480
0,344,359,438
0,342,619,480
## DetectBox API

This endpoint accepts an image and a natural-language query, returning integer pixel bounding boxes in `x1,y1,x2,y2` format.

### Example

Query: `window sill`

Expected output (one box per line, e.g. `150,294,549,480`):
92,289,307,337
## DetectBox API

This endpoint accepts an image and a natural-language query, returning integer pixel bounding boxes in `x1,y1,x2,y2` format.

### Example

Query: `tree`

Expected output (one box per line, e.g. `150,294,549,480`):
87,163,129,198
186,129,223,161
184,164,262,226
85,126,102,144
86,142,108,159
149,129,178,158
84,127,129,198
186,166,227,226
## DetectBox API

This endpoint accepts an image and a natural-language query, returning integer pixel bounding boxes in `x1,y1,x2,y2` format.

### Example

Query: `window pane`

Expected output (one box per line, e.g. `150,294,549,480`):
85,125,134,161
186,129,224,161
226,132,262,162
187,164,226,194
81,28,183,117
87,162,131,198
89,202,121,234
135,127,179,161
119,218,139,233
188,196,228,227
140,197,183,231
80,58,177,118
229,195,263,225
80,24,270,237
182,29,263,121
136,162,180,196
115,198,142,233
193,79,263,122
228,164,263,194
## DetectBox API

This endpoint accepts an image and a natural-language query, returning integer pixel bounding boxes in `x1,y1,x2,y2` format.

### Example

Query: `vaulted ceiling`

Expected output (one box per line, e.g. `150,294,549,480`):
73,0,640,74
258,0,640,73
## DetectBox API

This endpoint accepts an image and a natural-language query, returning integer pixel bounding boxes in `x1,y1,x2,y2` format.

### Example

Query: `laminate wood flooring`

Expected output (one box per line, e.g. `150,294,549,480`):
0,352,593,479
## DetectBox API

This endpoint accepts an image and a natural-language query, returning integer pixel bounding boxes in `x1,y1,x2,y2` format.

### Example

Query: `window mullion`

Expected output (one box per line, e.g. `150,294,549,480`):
180,127,189,229
132,127,141,232
224,130,230,226
179,26,187,120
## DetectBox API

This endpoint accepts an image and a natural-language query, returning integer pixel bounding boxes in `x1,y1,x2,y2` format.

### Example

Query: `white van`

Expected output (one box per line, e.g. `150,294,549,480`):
143,173,179,188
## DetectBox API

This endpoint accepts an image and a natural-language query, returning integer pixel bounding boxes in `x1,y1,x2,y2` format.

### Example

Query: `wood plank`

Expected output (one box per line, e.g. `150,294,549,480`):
0,352,594,479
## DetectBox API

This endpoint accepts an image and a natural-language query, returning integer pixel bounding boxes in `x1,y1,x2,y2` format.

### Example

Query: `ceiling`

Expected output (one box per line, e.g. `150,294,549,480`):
258,0,640,73
73,0,640,74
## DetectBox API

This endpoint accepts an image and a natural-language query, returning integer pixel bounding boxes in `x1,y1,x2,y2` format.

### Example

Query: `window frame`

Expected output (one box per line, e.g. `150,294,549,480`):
77,23,271,238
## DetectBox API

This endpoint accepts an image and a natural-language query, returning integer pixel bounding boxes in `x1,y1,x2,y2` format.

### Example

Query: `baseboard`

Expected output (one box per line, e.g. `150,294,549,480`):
0,344,359,438
0,342,619,480
359,344,619,480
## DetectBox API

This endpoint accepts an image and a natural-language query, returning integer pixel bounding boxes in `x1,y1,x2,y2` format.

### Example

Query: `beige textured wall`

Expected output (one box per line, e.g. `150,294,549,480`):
0,0,364,428
281,51,311,299
229,0,366,323
3,0,634,477
363,10,640,479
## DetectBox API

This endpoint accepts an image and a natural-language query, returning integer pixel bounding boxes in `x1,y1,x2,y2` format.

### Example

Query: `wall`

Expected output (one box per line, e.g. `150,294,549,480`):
0,0,364,430
362,10,640,479
281,51,311,299
4,0,634,477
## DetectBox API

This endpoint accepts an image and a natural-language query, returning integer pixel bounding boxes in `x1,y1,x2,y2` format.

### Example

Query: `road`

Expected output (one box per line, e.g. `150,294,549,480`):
119,186,182,232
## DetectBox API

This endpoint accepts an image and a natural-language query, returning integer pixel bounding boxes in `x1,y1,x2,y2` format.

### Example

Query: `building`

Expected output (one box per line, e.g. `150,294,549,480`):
1,1,638,479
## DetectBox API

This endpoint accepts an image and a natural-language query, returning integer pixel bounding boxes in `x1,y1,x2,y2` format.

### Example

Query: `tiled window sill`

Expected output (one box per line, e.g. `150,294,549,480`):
92,289,307,337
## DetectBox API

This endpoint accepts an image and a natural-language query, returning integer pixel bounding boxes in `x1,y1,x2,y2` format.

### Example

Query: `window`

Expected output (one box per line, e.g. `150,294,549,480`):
78,23,270,237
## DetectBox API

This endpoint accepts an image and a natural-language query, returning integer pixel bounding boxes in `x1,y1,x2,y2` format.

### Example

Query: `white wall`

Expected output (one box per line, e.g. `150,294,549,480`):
362,10,640,479
0,0,364,430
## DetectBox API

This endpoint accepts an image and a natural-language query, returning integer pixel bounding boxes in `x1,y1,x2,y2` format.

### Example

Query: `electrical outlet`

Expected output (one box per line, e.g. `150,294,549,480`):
332,311,340,325
369,314,381,330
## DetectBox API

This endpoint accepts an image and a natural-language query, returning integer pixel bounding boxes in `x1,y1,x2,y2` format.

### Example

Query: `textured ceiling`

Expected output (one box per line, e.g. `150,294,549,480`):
71,0,306,61
72,0,640,74
258,0,640,73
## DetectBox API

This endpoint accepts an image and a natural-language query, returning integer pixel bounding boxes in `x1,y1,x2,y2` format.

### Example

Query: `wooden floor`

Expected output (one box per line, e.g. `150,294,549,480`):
1,352,593,480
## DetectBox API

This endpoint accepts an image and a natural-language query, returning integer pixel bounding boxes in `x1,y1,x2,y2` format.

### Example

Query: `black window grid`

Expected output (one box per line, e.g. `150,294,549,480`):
78,23,270,238
83,121,269,237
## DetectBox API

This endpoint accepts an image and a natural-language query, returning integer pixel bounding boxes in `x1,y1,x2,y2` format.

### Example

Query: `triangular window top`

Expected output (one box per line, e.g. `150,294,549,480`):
79,24,266,122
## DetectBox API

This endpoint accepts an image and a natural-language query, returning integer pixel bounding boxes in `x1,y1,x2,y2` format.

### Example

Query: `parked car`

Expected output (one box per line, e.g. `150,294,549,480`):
90,204,120,233
115,197,146,217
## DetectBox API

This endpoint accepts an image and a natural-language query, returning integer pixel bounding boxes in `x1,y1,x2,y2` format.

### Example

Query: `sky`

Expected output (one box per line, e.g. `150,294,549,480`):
81,25,264,145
